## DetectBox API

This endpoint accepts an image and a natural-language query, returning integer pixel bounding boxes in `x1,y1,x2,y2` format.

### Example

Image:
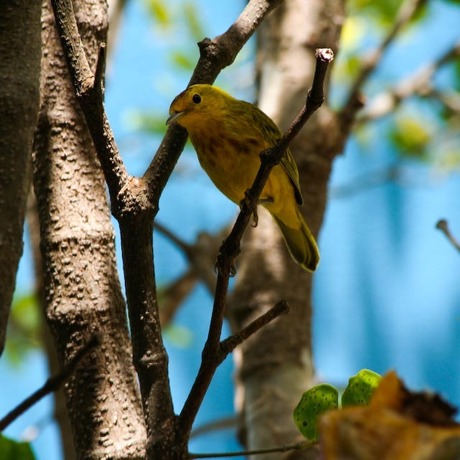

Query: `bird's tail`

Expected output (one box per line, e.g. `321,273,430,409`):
272,210,320,272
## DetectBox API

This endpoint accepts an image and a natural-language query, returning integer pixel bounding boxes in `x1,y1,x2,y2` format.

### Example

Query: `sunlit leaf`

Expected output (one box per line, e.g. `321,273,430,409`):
184,1,205,41
0,435,36,460
164,324,193,348
453,57,460,92
341,16,367,50
348,0,427,28
12,294,40,332
145,0,171,27
5,293,42,365
341,369,382,407
170,50,197,71
349,0,406,24
390,116,432,160
293,384,339,441
128,112,168,136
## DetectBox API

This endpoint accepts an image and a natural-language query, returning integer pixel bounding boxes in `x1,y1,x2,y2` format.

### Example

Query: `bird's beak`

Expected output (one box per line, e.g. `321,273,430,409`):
166,111,184,126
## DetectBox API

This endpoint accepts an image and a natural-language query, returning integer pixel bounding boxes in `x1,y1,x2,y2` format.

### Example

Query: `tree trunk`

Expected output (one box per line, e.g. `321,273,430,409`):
0,1,41,355
229,1,345,458
33,1,146,457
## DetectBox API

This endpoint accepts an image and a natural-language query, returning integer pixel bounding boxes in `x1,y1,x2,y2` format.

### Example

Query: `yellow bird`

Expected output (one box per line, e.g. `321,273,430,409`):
167,84,319,272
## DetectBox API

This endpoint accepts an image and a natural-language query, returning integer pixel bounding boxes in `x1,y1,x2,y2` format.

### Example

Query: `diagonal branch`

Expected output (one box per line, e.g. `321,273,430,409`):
358,39,460,124
220,300,290,356
178,48,334,439
155,221,227,297
0,335,100,431
436,219,460,253
50,0,130,208
340,0,427,128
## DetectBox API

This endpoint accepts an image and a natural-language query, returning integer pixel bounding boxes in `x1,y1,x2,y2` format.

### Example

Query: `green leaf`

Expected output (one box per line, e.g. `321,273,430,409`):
164,324,193,348
453,57,460,92
170,51,197,71
293,384,339,441
128,112,168,136
5,293,42,365
341,369,382,407
0,435,36,460
184,1,205,41
145,0,170,27
390,116,432,160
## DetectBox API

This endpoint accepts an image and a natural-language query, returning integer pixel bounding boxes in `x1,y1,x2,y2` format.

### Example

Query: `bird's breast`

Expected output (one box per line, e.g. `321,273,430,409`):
190,129,266,204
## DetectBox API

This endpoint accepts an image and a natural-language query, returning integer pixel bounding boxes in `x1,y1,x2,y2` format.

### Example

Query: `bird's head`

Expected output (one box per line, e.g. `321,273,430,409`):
166,84,231,129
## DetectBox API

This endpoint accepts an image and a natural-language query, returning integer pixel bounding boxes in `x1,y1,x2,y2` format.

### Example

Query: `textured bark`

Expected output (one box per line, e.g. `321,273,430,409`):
0,1,41,355
28,192,75,460
229,1,345,458
33,1,146,458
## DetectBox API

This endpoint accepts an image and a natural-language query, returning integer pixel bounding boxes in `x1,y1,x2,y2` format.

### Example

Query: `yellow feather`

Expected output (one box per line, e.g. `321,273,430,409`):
167,84,320,272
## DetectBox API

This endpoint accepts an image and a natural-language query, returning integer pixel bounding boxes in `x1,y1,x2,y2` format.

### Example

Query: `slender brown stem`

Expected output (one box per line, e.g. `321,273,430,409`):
436,219,460,253
358,39,460,124
220,300,289,355
340,0,427,127
178,48,334,439
0,335,100,431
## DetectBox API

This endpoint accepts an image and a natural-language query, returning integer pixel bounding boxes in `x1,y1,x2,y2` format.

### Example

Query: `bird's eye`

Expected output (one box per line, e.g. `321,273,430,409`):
192,94,202,104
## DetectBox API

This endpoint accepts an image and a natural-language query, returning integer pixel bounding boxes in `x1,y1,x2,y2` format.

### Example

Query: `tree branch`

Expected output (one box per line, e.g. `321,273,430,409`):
50,0,130,210
178,48,334,440
220,300,289,356
155,220,229,296
436,219,460,253
358,39,460,124
340,0,427,128
0,335,100,431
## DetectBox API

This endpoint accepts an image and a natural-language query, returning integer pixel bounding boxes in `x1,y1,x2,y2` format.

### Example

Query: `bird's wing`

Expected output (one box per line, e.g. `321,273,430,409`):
251,106,303,205
280,149,303,205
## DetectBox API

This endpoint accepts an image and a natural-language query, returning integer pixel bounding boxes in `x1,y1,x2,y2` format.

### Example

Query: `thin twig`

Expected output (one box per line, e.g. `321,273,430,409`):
436,219,460,253
358,39,460,124
0,335,100,431
154,220,227,294
220,300,289,355
178,48,334,439
340,0,427,127
188,440,313,458
190,416,238,439
154,220,190,253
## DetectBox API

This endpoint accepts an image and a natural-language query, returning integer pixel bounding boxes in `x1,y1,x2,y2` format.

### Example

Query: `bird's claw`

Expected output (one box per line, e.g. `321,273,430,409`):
251,208,258,227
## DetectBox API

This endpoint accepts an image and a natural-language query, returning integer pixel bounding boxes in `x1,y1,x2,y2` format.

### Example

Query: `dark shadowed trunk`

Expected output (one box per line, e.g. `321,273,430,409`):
0,1,41,355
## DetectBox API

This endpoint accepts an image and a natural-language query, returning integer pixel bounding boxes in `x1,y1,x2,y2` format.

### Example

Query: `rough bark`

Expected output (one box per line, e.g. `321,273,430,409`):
33,1,146,458
0,1,41,355
28,191,75,460
229,1,345,458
